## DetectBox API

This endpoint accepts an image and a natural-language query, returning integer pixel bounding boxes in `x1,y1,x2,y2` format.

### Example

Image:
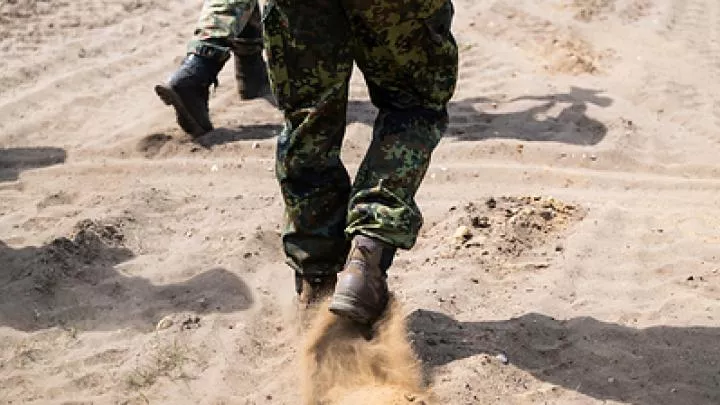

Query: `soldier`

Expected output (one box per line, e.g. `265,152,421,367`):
265,0,458,324
156,0,272,137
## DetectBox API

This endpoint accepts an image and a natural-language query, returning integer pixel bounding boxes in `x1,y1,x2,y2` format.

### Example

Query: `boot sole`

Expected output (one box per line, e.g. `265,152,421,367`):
328,293,383,325
154,84,210,138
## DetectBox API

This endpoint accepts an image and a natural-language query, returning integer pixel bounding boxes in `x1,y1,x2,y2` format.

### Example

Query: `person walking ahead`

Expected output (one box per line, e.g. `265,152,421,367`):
156,0,272,137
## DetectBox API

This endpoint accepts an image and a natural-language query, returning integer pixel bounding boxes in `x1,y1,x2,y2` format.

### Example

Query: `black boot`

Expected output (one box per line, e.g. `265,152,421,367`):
230,4,272,101
155,54,223,138
233,47,271,101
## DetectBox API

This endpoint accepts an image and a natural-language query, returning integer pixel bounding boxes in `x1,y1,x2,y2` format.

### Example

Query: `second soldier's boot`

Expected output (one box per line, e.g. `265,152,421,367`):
328,235,396,325
233,49,271,101
230,3,272,102
155,54,223,138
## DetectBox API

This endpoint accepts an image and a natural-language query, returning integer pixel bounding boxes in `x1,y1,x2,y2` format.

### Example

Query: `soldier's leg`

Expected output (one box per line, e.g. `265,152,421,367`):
344,0,458,249
263,0,354,298
189,0,270,100
328,0,458,324
156,0,260,137
188,0,256,60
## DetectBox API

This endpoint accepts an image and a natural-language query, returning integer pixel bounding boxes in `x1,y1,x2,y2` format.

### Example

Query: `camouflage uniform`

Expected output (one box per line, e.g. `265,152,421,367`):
187,0,263,64
264,0,458,277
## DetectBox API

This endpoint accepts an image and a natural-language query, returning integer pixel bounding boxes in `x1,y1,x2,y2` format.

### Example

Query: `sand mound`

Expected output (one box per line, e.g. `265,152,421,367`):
419,195,585,277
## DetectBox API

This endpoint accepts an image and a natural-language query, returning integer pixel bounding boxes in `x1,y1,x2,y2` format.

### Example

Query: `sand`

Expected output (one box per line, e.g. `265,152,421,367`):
1,0,719,404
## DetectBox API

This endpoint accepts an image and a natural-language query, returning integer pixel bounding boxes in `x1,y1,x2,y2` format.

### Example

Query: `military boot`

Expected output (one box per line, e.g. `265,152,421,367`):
296,273,337,308
233,49,271,101
328,235,396,325
155,54,223,137
230,4,272,101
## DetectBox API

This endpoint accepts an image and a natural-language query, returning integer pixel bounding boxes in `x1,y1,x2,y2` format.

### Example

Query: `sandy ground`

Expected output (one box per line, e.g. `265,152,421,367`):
1,0,720,404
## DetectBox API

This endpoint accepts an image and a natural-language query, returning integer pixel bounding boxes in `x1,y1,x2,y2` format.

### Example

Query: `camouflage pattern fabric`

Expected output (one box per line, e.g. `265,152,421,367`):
264,0,458,276
187,0,261,63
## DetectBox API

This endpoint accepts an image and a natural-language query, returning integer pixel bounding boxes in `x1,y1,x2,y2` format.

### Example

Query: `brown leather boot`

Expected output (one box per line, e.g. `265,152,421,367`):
328,235,395,325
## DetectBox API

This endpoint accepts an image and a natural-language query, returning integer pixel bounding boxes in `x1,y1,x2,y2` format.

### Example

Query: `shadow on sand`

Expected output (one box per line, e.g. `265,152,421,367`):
0,147,67,182
189,86,611,147
409,309,720,405
0,221,253,332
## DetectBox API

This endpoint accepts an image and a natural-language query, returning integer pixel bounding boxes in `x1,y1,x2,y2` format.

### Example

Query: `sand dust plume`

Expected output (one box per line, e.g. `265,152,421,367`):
301,298,432,405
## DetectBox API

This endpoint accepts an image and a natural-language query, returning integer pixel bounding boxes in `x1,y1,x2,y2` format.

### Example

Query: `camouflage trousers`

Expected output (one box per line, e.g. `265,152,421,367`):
188,0,263,63
264,0,458,276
